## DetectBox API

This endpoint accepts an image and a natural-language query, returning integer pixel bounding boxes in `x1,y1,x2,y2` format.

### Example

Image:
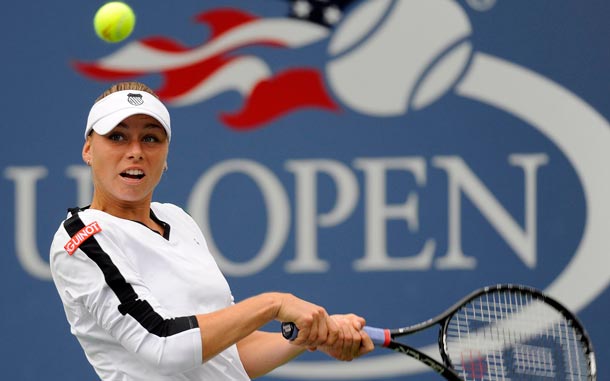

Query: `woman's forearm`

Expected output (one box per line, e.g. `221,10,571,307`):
237,331,307,379
195,292,282,362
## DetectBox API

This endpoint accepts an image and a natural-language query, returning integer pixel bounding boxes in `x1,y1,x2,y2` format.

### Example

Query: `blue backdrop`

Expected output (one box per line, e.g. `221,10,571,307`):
1,0,608,379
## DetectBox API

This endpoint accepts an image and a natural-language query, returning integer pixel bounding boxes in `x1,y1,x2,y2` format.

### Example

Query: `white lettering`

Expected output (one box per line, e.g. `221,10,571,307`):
64,221,102,255
7,154,545,278
65,165,92,206
353,158,436,271
432,154,548,269
284,159,358,272
187,159,290,276
4,166,51,280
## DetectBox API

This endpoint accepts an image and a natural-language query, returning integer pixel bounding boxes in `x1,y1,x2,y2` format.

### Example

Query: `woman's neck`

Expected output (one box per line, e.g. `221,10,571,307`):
91,199,166,237
90,195,152,224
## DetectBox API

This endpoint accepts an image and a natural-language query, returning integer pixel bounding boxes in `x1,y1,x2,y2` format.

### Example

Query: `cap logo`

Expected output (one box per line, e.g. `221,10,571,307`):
127,93,144,106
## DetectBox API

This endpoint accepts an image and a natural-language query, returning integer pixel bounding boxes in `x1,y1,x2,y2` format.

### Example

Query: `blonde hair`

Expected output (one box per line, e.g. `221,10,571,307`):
95,81,159,103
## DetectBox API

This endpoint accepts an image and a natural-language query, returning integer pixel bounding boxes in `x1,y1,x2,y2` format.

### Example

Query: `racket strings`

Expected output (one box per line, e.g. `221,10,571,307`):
444,290,590,381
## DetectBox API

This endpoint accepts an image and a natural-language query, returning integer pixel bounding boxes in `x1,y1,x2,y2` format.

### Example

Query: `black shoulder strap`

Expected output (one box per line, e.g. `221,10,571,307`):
67,205,91,216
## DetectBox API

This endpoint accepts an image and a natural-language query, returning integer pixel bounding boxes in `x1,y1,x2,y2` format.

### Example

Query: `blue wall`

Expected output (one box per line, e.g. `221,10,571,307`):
1,1,608,379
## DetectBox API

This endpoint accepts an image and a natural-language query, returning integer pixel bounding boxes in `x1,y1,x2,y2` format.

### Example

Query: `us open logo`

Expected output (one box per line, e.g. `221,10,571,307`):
71,0,610,379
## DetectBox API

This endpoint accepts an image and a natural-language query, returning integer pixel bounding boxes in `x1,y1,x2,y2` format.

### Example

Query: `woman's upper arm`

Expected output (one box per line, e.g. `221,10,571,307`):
50,219,202,375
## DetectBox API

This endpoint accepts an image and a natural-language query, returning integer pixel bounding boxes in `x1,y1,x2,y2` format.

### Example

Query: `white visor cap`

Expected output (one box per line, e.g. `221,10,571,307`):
85,90,171,141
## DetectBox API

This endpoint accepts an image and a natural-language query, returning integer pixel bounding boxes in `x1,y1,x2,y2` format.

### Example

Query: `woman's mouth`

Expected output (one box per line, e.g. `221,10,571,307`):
120,169,145,180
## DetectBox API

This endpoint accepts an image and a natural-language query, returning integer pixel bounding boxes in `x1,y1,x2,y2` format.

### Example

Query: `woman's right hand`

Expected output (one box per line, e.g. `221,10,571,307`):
274,293,341,349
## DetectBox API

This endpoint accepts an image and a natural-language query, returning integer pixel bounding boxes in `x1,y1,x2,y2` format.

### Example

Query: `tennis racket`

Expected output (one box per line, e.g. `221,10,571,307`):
282,284,596,380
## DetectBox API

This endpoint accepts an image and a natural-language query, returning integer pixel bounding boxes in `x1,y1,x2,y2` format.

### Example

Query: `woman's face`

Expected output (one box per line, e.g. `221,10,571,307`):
82,114,169,207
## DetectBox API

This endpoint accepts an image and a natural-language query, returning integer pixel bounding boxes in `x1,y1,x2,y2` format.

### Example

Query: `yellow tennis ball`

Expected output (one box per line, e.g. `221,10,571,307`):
93,2,136,43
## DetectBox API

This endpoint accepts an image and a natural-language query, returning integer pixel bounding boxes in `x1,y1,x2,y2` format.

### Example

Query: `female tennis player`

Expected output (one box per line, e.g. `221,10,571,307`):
49,82,373,380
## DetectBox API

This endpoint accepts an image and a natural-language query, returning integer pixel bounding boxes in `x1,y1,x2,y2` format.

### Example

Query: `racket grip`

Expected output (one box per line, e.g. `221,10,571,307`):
281,322,299,341
363,326,391,347
281,322,390,347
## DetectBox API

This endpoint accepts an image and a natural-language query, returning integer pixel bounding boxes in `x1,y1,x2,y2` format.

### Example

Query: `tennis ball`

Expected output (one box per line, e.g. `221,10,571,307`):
93,2,136,43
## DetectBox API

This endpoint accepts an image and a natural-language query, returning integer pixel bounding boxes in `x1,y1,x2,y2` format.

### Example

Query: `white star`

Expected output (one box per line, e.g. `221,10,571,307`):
293,0,313,18
323,5,342,25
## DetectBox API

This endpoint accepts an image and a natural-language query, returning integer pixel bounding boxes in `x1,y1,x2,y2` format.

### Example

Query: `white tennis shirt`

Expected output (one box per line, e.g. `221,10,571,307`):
50,202,250,381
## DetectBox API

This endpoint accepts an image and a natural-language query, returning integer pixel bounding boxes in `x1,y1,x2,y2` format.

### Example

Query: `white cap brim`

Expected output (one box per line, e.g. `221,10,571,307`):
85,90,171,141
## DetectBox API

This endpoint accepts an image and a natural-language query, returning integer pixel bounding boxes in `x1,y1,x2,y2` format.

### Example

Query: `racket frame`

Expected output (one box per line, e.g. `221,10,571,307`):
282,283,597,381
439,284,597,380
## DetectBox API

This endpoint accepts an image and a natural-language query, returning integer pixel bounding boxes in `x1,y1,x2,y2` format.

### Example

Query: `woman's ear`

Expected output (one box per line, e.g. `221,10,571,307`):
82,138,92,166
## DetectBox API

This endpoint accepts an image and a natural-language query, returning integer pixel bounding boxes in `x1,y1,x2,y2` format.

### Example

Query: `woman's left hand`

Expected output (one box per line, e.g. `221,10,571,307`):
315,314,374,361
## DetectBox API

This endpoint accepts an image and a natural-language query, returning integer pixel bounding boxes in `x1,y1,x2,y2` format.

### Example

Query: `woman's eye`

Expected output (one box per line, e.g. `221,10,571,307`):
143,135,160,143
108,133,125,141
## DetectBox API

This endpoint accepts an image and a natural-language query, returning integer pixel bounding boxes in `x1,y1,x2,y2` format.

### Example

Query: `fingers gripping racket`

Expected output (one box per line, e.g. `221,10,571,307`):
282,284,597,381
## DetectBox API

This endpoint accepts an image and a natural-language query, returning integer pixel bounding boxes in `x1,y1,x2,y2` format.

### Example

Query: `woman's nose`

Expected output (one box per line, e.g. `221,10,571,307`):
127,141,144,160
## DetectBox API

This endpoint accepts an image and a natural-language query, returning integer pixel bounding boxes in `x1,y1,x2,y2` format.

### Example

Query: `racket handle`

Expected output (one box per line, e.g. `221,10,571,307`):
281,322,299,340
363,326,391,347
281,322,390,347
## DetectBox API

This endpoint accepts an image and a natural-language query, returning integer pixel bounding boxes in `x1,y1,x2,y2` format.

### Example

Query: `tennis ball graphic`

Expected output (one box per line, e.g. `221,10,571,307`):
327,0,473,116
